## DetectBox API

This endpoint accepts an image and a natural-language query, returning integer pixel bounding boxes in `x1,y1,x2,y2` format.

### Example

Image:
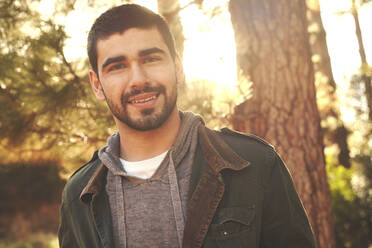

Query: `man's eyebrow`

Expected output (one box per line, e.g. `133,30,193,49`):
138,47,166,57
102,56,126,70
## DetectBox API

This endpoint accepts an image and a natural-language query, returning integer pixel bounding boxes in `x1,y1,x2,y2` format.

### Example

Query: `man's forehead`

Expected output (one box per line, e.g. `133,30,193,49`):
96,27,169,59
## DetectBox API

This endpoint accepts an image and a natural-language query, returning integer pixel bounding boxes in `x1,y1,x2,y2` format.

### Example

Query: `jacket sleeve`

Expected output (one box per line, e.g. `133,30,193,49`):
259,152,317,248
58,201,79,248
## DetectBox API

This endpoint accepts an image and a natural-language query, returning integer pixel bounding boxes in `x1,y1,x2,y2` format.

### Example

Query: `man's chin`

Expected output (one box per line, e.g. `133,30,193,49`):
121,110,168,131
117,95,177,131
140,108,155,116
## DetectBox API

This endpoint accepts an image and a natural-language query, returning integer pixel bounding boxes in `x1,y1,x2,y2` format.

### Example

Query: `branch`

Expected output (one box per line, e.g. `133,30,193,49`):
34,124,107,144
0,87,20,107
162,0,204,20
58,45,81,84
3,0,16,9
58,48,89,99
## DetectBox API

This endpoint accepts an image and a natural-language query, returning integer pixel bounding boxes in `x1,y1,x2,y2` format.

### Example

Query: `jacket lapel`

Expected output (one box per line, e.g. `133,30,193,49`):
91,185,114,248
80,163,114,248
183,126,250,248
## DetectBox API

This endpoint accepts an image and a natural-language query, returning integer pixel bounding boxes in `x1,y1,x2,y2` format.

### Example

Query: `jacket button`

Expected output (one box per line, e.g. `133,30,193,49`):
223,231,228,236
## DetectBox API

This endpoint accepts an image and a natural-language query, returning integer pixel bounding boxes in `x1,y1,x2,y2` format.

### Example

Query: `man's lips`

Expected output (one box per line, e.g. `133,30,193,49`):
127,92,160,104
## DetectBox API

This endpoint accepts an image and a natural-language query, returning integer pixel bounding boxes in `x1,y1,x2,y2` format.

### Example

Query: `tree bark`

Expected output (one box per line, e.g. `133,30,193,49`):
307,0,350,168
229,0,335,247
307,0,336,91
157,0,185,59
351,0,372,121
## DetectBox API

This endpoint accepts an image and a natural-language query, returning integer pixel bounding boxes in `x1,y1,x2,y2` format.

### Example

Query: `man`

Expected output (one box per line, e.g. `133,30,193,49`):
58,4,316,248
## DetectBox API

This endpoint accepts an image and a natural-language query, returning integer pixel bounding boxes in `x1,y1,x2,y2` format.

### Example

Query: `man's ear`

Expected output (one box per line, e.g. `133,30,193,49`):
174,55,185,85
89,70,105,101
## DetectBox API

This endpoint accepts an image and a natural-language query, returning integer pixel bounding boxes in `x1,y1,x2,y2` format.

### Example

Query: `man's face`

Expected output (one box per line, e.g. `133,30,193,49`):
90,27,181,131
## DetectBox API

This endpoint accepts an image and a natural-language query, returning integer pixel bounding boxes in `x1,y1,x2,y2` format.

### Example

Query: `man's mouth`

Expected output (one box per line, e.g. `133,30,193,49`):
127,93,159,104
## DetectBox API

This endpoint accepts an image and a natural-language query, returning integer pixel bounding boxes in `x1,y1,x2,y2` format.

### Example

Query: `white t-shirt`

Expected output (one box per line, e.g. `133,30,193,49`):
119,151,168,179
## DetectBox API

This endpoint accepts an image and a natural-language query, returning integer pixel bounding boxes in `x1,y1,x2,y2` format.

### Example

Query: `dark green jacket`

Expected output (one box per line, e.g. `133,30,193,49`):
58,126,316,248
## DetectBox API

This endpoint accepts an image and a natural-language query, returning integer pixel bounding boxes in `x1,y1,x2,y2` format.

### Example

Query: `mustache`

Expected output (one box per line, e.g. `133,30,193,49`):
122,85,166,103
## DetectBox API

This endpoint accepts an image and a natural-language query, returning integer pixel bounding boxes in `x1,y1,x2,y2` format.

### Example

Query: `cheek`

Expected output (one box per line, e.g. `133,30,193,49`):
102,76,128,96
104,72,129,85
147,63,176,81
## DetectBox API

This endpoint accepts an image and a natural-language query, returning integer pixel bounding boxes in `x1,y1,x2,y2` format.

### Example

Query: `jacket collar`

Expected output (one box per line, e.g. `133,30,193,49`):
80,162,107,203
80,125,250,202
198,125,250,173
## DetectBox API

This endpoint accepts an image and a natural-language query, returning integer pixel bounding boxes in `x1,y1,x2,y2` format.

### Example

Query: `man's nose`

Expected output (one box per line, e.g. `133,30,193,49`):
128,63,148,90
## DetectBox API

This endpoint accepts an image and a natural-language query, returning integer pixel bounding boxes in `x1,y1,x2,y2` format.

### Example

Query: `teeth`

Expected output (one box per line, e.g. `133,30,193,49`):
131,95,157,104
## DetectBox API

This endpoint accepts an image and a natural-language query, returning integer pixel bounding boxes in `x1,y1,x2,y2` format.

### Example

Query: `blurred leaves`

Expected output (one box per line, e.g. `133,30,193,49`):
0,233,58,248
349,65,372,126
327,149,372,248
178,78,251,129
0,0,113,168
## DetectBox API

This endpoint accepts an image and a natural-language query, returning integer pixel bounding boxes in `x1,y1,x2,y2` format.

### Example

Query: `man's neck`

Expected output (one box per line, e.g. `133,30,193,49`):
115,108,181,162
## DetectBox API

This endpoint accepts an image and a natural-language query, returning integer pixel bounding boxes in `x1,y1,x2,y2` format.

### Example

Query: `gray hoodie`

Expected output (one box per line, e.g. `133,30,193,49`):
98,112,203,248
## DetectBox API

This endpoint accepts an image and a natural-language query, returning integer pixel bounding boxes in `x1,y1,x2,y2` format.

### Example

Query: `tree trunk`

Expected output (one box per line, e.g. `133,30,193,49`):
157,0,185,59
351,0,372,121
307,0,350,168
228,0,335,247
307,0,336,91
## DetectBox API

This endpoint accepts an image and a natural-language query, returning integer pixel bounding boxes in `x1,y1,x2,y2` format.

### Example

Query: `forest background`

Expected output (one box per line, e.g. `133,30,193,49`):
0,0,371,247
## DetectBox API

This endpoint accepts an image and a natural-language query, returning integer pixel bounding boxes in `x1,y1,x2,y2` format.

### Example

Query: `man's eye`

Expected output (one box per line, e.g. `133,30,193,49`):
108,63,126,71
143,56,161,63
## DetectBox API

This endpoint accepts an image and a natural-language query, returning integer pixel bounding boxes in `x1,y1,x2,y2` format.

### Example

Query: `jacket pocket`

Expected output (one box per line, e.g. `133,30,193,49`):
204,206,256,248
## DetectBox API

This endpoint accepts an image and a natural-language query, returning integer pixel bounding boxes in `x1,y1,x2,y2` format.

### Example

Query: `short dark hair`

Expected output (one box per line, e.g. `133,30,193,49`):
87,4,176,74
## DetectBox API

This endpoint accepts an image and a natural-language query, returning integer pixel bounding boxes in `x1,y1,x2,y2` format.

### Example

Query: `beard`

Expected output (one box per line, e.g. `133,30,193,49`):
104,82,177,131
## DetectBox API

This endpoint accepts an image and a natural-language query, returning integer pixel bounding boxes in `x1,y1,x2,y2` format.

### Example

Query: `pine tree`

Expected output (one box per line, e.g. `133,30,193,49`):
229,0,335,246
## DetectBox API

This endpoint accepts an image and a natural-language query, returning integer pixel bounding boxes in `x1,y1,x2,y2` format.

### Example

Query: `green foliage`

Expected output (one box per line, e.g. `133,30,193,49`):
0,0,114,167
178,79,251,129
0,233,58,248
327,156,354,201
178,80,221,127
353,147,372,207
327,151,372,248
350,64,372,119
